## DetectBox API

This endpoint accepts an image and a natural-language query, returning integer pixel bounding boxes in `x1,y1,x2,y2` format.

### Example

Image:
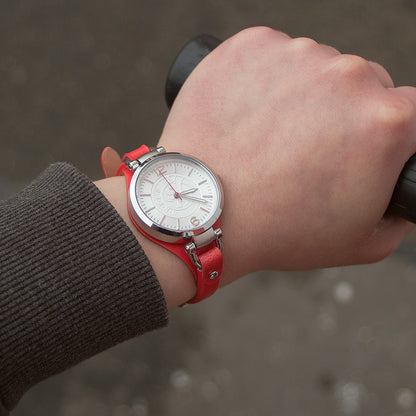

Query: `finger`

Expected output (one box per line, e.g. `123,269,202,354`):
388,86,416,151
369,61,395,88
101,147,122,178
359,216,415,264
391,85,416,107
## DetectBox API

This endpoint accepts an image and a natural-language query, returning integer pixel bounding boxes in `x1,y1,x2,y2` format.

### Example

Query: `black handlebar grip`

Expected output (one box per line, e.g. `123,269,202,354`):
388,154,416,222
165,35,221,109
165,35,416,224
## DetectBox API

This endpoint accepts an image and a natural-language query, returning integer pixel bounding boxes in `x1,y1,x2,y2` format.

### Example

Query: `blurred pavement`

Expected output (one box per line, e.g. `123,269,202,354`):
2,1,416,415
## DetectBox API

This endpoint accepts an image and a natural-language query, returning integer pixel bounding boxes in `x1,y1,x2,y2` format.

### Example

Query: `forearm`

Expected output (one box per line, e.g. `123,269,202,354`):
0,163,168,414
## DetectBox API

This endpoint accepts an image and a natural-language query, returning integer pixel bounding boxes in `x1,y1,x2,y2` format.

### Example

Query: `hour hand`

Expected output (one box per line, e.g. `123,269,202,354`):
179,188,198,196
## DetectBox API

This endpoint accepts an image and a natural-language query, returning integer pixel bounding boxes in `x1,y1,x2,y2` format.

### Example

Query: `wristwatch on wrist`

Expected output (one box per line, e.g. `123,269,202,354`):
101,145,224,304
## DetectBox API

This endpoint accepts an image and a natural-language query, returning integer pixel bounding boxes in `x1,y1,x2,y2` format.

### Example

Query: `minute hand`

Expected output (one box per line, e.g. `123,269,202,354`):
181,194,208,203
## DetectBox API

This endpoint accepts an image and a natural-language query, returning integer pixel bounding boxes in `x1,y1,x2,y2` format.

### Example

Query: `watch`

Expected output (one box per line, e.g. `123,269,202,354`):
101,145,224,304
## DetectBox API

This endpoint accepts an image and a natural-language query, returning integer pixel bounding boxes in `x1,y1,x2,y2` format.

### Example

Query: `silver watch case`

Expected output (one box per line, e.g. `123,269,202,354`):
128,152,224,243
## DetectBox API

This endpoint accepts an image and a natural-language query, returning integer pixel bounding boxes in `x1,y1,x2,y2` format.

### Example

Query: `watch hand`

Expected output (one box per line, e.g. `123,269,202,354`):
181,195,209,203
179,188,198,196
158,170,182,200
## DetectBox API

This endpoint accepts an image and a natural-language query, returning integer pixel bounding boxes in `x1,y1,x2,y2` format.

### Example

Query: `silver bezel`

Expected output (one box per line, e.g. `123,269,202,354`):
128,152,224,243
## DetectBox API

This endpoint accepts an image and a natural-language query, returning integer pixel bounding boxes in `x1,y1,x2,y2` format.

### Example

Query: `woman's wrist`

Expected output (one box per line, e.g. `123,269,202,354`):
94,176,197,309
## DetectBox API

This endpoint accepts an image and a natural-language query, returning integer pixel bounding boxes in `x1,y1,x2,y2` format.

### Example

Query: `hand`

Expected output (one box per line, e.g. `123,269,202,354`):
159,27,416,285
179,192,209,203
179,188,198,195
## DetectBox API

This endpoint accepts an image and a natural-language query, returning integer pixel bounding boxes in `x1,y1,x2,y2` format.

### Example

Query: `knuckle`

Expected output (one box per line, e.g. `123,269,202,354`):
231,26,273,45
229,26,287,50
245,25,277,39
377,95,415,137
290,37,319,52
330,54,372,80
222,26,287,69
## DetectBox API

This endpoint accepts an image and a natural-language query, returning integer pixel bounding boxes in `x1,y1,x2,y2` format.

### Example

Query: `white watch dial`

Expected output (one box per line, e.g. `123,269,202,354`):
129,153,222,237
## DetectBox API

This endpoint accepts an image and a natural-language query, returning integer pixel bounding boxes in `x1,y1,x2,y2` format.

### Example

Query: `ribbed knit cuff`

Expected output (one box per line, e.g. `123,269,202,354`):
0,163,168,414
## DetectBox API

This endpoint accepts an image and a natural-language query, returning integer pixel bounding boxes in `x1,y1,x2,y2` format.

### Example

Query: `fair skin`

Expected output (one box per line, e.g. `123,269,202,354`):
96,27,416,309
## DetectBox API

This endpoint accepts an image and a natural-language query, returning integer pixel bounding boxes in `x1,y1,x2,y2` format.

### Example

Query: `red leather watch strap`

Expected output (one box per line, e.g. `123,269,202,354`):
116,144,151,178
127,213,223,304
189,242,223,304
103,145,222,304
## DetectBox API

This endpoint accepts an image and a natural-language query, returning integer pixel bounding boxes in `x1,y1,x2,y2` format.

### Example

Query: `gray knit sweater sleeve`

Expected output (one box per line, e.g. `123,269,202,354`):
0,163,169,415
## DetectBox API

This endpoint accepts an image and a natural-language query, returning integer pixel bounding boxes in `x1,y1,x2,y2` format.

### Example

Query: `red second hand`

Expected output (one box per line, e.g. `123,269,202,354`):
158,169,182,200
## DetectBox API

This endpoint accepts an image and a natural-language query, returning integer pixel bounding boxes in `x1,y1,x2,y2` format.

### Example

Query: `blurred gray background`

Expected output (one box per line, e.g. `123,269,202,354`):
2,1,416,415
